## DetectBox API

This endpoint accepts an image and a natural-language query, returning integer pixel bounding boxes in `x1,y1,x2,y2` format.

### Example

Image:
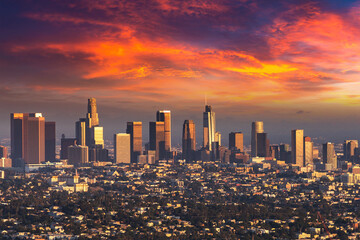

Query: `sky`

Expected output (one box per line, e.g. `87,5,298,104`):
1,0,360,146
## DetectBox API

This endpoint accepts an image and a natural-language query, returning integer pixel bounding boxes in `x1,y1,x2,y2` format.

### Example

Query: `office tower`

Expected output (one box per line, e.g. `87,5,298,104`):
203,105,216,151
344,140,358,161
323,142,337,169
60,135,77,159
251,121,264,157
304,136,313,166
214,131,221,146
76,118,86,146
11,113,46,164
10,113,24,160
68,145,88,166
149,121,165,161
156,110,171,153
126,122,142,163
91,126,104,147
114,133,131,164
229,132,243,152
257,133,270,157
87,97,99,127
182,120,196,162
270,145,279,159
45,122,56,162
280,144,291,163
22,114,45,164
291,129,304,166
85,98,100,146
0,146,8,158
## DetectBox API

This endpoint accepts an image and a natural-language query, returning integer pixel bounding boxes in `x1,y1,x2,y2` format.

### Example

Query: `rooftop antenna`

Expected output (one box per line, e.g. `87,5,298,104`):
205,94,207,106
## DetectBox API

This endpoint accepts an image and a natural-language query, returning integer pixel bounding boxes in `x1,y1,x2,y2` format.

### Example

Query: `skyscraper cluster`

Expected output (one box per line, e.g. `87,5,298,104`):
8,98,351,171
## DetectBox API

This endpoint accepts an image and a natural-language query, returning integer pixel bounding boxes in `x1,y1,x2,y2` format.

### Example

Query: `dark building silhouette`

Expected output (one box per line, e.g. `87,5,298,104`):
257,133,270,157
126,122,142,163
60,135,77,160
229,132,243,152
45,122,56,162
182,120,196,162
149,121,165,161
280,144,291,163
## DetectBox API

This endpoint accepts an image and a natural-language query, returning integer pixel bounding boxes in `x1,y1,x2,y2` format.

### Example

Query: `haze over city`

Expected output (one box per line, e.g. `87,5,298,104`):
1,0,360,144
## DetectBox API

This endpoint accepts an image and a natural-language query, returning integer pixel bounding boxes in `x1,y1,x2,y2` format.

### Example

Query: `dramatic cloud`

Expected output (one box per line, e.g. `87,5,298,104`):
0,0,360,143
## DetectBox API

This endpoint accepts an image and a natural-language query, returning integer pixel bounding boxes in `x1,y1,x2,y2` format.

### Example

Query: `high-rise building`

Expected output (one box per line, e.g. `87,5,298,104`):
76,118,86,146
251,121,264,157
323,142,337,169
156,111,171,153
60,135,77,160
0,146,8,158
23,113,45,164
68,145,88,166
291,129,304,167
126,122,142,163
280,144,291,163
114,133,131,164
11,113,25,160
85,98,100,146
203,105,216,151
304,136,313,166
182,120,196,162
214,131,221,146
87,97,99,127
149,121,165,161
229,132,243,152
91,126,104,147
257,133,270,157
45,122,56,162
344,140,358,161
11,113,46,164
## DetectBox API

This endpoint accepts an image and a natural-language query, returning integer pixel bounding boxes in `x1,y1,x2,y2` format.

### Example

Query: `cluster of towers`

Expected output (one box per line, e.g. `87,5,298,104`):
8,98,349,169
10,113,55,166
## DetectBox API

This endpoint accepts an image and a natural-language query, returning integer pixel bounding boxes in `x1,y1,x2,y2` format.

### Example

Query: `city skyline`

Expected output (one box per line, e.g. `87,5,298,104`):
1,0,360,144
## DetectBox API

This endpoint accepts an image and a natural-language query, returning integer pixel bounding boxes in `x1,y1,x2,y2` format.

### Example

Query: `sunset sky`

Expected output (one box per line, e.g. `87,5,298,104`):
1,0,360,146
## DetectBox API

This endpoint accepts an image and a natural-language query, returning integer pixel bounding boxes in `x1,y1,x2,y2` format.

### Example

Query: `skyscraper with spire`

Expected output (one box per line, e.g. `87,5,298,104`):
203,105,216,151
85,97,100,147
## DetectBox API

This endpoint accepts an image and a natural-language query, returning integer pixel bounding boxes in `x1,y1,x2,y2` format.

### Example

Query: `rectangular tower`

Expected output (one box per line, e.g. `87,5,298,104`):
229,132,243,152
45,121,56,162
126,122,142,163
304,136,313,166
114,133,131,164
257,132,270,157
182,120,196,162
76,118,86,146
203,105,216,151
149,121,165,161
156,110,171,153
291,129,304,167
251,121,264,157
323,142,337,169
23,114,45,164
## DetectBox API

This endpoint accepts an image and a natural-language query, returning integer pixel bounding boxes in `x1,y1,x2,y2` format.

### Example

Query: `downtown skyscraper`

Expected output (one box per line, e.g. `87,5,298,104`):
251,121,264,157
11,113,45,164
149,121,165,161
182,120,196,162
156,110,171,153
203,105,216,151
126,122,142,163
291,129,304,167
